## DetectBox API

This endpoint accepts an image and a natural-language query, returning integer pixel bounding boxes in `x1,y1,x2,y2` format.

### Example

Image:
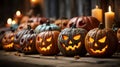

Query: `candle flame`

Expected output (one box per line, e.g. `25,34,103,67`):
7,18,12,24
96,5,98,9
12,20,16,24
16,10,21,16
108,6,112,12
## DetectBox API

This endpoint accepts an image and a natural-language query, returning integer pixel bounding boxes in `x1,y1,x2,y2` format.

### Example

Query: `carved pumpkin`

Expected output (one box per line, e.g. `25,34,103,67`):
85,24,118,57
14,25,33,51
20,30,37,54
36,30,60,55
58,24,87,56
2,31,15,51
54,18,69,30
34,20,60,34
67,16,100,31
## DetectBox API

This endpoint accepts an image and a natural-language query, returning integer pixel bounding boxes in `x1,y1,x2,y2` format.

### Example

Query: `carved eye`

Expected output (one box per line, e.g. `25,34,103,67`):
11,36,14,40
98,36,106,43
89,37,94,43
29,38,33,43
38,37,42,42
73,34,81,40
46,37,52,42
62,35,68,40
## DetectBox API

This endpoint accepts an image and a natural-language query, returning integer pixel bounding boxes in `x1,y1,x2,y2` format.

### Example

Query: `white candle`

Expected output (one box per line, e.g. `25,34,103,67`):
105,6,115,29
92,5,102,23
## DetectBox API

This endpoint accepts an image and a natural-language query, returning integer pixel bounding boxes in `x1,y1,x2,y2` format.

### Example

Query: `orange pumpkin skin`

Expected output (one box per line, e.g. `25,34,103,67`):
117,28,120,52
36,31,60,56
85,28,118,57
67,16,100,31
2,31,15,51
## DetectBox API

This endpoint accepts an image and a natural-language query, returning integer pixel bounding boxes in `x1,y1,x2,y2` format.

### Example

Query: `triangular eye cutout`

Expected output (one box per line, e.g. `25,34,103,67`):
62,35,68,40
11,36,14,40
37,37,42,42
89,37,94,43
73,34,81,40
98,36,106,43
46,37,52,42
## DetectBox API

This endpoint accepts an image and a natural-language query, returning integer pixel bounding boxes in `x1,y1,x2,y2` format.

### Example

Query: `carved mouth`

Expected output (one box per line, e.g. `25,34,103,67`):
62,42,81,51
23,46,32,51
39,44,52,51
4,43,14,48
90,45,108,53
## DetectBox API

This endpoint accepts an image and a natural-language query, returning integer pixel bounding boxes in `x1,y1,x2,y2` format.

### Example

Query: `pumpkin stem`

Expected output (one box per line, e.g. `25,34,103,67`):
98,23,104,29
30,30,34,34
71,23,76,28
10,27,15,32
27,25,31,30
46,20,50,25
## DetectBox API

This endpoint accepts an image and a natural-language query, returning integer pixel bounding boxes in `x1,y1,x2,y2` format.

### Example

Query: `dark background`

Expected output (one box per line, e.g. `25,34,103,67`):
0,0,120,28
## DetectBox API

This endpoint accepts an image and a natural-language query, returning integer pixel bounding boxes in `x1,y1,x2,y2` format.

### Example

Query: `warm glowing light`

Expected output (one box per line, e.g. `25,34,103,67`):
69,40,72,44
90,45,108,53
89,37,94,43
46,37,52,42
62,35,68,40
108,6,112,12
16,10,21,16
7,18,12,24
98,36,106,43
12,20,16,24
4,43,14,48
96,5,98,9
73,34,81,40
63,42,81,51
39,44,52,51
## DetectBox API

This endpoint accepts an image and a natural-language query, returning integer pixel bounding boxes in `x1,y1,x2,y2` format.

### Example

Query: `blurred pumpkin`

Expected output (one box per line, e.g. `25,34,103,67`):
28,16,47,29
54,18,69,30
36,30,60,56
117,28,120,52
2,31,15,51
58,24,87,56
34,20,60,34
85,24,118,57
14,25,34,52
20,30,37,54
67,16,100,31
16,23,28,32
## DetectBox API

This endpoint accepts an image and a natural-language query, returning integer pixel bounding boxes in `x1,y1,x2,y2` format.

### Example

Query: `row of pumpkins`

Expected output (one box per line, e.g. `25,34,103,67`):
0,16,119,57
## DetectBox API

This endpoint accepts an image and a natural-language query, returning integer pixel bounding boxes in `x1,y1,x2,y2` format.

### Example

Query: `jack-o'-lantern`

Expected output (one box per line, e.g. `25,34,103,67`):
36,30,60,55
20,30,37,54
2,31,15,51
34,20,60,34
14,25,33,52
58,24,87,56
67,16,100,31
85,24,118,57
54,18,69,30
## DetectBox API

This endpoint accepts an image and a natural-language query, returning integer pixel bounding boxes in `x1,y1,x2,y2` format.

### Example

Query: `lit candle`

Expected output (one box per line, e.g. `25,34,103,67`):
16,10,22,18
6,18,12,27
105,6,115,29
92,5,102,23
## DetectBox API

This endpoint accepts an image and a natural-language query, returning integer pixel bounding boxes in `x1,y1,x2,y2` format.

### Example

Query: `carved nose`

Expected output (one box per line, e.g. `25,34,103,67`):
42,42,45,46
69,40,72,44
94,43,98,47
